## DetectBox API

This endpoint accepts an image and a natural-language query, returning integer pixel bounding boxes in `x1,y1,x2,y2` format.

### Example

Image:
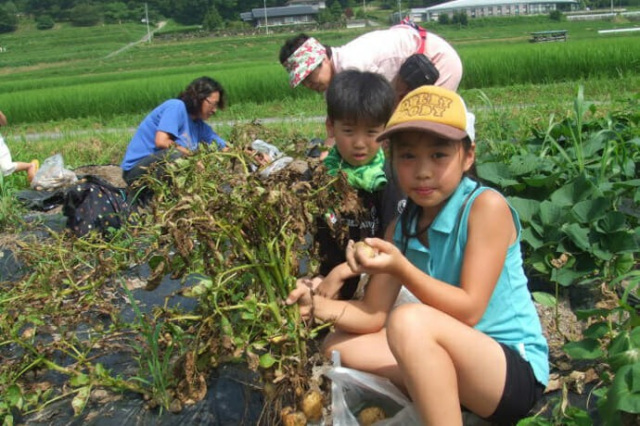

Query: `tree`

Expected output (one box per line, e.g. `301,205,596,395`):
344,7,353,19
0,6,18,33
69,3,101,26
317,7,333,24
437,13,449,24
173,0,210,25
451,11,467,26
104,2,131,24
36,14,55,29
3,1,18,15
203,5,224,30
329,0,343,19
549,10,564,21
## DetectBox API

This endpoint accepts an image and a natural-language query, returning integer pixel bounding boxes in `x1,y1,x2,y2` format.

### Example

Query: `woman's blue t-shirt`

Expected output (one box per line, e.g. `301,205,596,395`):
121,99,226,171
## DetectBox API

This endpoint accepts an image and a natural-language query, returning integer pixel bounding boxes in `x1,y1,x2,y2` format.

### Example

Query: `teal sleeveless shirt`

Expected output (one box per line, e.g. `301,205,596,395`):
392,177,549,386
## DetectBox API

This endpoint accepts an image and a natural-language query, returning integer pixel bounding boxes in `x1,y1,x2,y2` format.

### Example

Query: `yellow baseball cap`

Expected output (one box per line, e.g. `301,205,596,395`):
377,85,469,142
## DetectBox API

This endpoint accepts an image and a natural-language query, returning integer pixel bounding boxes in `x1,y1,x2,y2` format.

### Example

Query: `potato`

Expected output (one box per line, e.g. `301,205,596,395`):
301,389,323,421
357,406,386,426
354,241,377,260
280,406,307,426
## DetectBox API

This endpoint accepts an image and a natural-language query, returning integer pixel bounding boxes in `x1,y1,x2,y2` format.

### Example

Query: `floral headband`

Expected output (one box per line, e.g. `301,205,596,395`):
284,37,327,88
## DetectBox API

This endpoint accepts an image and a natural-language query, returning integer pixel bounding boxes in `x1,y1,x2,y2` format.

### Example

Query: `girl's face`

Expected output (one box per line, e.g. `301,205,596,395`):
199,91,221,120
392,131,475,217
301,57,333,93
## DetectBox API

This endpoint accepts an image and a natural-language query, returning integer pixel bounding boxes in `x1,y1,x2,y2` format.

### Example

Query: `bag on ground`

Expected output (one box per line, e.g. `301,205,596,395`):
62,175,129,237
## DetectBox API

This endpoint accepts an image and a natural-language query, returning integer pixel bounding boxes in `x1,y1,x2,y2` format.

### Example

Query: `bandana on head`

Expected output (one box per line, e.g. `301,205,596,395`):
284,37,326,88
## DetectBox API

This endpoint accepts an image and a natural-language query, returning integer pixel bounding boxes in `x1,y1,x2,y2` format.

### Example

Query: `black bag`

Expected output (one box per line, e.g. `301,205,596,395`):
62,175,130,238
16,187,66,211
398,53,440,90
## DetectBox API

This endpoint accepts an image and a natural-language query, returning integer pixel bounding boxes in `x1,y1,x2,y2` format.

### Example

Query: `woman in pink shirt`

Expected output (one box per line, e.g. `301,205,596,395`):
279,24,463,98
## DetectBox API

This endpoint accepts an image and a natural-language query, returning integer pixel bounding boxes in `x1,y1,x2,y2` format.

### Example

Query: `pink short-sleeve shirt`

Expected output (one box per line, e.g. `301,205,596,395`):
331,25,463,91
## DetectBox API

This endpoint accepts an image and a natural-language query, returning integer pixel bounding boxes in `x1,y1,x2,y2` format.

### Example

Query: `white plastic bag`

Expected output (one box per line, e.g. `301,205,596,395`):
31,153,77,190
325,351,421,426
251,139,283,161
258,156,293,178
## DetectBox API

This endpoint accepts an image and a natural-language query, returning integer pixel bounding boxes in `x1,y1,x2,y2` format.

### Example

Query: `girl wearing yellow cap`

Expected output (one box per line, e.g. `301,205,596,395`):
286,86,548,424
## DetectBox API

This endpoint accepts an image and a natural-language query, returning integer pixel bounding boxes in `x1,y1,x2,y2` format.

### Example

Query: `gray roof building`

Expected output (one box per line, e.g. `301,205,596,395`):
408,0,579,22
241,5,319,27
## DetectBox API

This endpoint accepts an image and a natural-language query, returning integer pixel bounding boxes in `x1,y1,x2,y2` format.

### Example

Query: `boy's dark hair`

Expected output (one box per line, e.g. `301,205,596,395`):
326,70,395,126
178,76,226,116
279,33,332,64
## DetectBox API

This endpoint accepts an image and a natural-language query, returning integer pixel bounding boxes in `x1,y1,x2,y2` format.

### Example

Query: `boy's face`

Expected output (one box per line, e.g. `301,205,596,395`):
326,119,385,167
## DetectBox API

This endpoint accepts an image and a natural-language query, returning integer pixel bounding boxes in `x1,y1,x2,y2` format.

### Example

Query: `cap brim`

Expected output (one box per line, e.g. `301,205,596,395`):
377,121,468,142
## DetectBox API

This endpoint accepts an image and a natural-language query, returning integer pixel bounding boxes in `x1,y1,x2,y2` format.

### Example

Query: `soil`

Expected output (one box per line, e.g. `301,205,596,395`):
73,164,127,188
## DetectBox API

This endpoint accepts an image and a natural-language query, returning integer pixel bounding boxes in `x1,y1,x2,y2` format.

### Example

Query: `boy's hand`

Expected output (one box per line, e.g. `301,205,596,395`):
316,274,342,299
346,238,402,275
285,281,314,321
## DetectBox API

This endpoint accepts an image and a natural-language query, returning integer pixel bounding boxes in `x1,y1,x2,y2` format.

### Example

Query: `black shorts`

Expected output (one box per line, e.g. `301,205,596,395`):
484,343,545,425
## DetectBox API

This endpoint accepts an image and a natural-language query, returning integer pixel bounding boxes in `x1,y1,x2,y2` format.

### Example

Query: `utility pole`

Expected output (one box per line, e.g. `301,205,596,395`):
264,0,269,35
145,3,151,43
397,0,402,23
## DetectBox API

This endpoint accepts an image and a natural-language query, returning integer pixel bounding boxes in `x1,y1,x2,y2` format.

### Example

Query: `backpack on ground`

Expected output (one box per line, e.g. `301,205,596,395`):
62,175,130,238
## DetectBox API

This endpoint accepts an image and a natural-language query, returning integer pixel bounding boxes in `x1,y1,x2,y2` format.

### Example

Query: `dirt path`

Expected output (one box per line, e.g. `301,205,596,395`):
104,20,167,59
9,116,326,143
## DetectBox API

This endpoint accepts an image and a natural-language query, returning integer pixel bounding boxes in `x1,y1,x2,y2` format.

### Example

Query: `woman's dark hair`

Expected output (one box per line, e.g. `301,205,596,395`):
178,76,226,116
390,135,479,254
278,33,332,65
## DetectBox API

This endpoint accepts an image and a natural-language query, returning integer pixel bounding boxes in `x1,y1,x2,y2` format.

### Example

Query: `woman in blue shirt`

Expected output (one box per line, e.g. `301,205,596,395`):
121,76,227,190
287,86,548,425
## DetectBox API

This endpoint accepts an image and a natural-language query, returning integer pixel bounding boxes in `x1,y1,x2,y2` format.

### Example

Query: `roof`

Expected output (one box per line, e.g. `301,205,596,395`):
249,5,318,19
417,0,578,12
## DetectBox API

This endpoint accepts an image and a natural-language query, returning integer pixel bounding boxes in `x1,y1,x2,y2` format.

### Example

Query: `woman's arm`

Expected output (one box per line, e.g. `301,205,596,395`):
351,191,515,326
155,130,190,156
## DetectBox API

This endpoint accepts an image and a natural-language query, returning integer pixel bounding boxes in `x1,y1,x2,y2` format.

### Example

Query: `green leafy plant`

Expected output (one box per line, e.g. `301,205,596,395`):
561,269,640,424
137,144,358,410
478,87,640,292
123,284,178,411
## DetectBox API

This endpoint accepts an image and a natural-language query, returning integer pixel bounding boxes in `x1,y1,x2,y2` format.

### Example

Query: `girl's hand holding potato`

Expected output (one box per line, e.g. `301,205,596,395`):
345,238,404,276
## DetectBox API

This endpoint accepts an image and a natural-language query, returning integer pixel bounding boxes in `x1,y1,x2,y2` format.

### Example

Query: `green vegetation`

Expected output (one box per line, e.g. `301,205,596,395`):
0,15,639,426
2,16,639,125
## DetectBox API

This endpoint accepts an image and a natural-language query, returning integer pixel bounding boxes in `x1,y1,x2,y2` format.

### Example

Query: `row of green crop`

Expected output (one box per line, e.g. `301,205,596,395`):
2,15,636,81
2,33,638,124
0,65,315,123
461,35,640,87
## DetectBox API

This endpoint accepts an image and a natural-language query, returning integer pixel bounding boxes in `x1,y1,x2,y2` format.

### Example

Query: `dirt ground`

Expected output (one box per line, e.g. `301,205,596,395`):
73,164,127,188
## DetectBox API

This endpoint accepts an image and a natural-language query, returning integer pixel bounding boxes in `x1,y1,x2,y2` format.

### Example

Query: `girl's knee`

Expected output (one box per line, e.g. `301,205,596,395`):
321,331,342,359
387,304,437,351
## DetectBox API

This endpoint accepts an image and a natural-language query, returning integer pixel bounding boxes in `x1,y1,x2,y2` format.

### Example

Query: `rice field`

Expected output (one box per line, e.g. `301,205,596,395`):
1,16,639,126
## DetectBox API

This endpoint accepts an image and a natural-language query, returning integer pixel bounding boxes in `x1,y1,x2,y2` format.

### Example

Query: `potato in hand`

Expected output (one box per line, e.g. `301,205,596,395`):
354,241,377,261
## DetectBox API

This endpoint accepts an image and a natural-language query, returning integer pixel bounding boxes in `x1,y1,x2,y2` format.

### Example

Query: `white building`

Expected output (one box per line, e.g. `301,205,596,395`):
409,0,579,22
